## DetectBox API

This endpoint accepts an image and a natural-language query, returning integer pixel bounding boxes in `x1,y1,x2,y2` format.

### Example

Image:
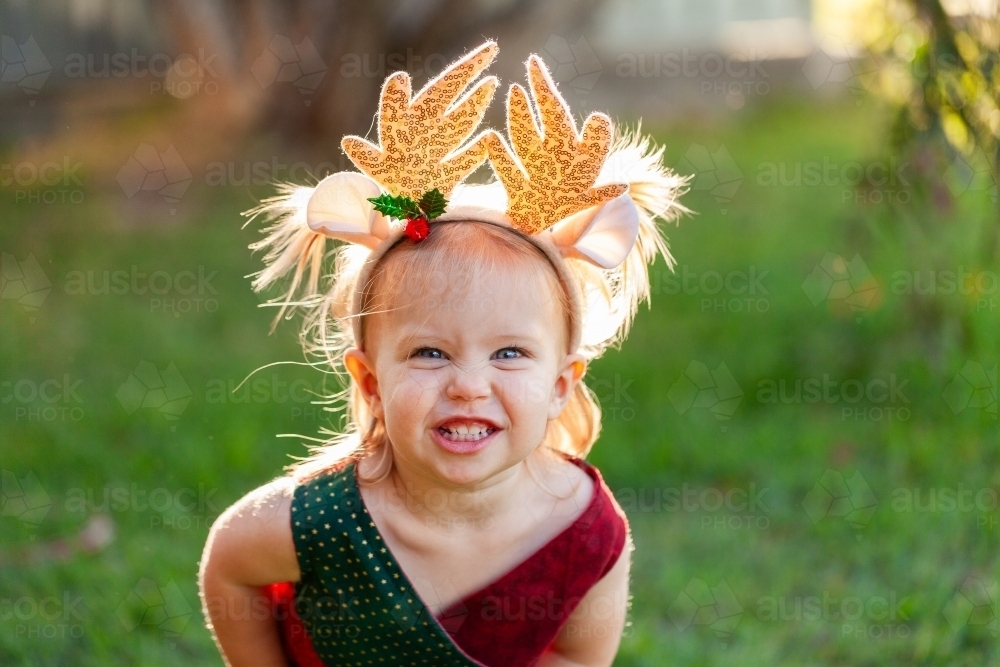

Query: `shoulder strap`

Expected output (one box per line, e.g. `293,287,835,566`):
570,457,629,578
290,461,484,666
435,457,629,665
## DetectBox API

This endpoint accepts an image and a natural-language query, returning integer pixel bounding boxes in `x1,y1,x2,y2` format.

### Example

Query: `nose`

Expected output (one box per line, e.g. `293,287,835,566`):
445,365,491,402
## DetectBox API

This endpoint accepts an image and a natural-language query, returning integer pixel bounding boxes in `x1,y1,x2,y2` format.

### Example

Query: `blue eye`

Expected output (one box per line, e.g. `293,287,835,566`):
414,348,444,359
494,347,523,360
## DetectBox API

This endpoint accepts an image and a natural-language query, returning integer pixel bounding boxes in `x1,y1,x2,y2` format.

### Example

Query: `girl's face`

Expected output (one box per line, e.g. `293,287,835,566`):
345,257,584,487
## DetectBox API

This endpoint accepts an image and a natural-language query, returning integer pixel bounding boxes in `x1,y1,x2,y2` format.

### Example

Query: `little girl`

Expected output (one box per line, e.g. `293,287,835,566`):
199,41,686,667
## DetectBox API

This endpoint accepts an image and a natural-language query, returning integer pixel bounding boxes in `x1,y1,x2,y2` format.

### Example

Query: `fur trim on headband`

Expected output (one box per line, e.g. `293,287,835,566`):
244,184,324,328
591,123,689,349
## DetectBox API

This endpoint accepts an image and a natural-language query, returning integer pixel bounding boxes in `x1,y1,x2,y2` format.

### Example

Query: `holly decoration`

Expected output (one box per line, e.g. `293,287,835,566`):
368,188,447,242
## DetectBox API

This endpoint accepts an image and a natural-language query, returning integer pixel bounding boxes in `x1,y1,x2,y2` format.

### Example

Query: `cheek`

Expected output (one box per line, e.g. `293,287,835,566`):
496,371,554,420
498,375,552,452
380,369,442,429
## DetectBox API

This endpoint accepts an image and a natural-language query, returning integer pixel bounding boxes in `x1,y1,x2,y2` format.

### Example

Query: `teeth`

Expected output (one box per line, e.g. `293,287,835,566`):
439,422,495,442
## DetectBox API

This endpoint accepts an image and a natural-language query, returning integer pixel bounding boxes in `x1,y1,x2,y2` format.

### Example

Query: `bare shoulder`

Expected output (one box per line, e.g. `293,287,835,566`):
220,475,295,525
200,476,300,586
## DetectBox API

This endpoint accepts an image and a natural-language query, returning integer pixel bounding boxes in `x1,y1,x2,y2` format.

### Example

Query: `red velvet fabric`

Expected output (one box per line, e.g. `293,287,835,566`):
267,457,627,667
434,458,627,666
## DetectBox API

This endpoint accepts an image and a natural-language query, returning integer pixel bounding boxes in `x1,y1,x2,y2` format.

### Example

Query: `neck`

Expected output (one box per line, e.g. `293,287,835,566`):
374,452,542,527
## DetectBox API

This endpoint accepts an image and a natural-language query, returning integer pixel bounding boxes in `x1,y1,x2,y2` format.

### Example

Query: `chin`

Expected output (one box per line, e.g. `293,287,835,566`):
429,451,508,488
422,436,523,488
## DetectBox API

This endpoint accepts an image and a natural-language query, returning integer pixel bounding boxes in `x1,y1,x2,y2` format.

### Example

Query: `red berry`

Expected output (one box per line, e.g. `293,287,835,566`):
404,216,429,242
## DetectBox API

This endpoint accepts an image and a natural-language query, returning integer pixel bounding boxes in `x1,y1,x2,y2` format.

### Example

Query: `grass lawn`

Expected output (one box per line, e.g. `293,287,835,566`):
1,95,998,665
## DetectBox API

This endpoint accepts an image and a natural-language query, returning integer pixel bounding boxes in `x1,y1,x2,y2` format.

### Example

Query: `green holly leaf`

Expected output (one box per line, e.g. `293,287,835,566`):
418,188,448,219
368,193,421,220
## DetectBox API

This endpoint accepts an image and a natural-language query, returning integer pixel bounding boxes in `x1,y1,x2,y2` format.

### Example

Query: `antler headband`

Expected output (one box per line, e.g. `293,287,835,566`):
250,40,686,355
305,40,642,270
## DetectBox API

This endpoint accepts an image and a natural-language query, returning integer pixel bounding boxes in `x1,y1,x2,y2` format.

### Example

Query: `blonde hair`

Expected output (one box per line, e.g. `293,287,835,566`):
246,126,688,483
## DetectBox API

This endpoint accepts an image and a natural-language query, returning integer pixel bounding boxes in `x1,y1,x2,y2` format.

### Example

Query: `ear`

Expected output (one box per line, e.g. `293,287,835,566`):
306,172,390,249
548,353,587,420
344,348,383,419
548,193,640,269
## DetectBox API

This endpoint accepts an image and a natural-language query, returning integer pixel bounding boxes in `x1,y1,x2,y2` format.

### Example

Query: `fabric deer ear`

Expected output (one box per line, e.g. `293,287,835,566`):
306,172,391,249
549,193,640,269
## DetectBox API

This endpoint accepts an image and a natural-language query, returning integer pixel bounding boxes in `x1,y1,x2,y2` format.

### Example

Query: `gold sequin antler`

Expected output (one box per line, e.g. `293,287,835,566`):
341,42,499,200
484,55,627,234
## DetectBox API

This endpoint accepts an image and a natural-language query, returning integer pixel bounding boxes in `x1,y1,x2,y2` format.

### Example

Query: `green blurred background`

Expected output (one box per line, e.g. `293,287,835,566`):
1,0,998,665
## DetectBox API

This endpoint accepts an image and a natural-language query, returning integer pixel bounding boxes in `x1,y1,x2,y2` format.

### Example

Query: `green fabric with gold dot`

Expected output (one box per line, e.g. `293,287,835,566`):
291,460,482,666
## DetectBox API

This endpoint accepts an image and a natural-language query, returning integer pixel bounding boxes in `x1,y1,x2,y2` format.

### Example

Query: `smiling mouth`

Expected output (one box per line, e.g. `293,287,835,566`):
436,422,498,443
